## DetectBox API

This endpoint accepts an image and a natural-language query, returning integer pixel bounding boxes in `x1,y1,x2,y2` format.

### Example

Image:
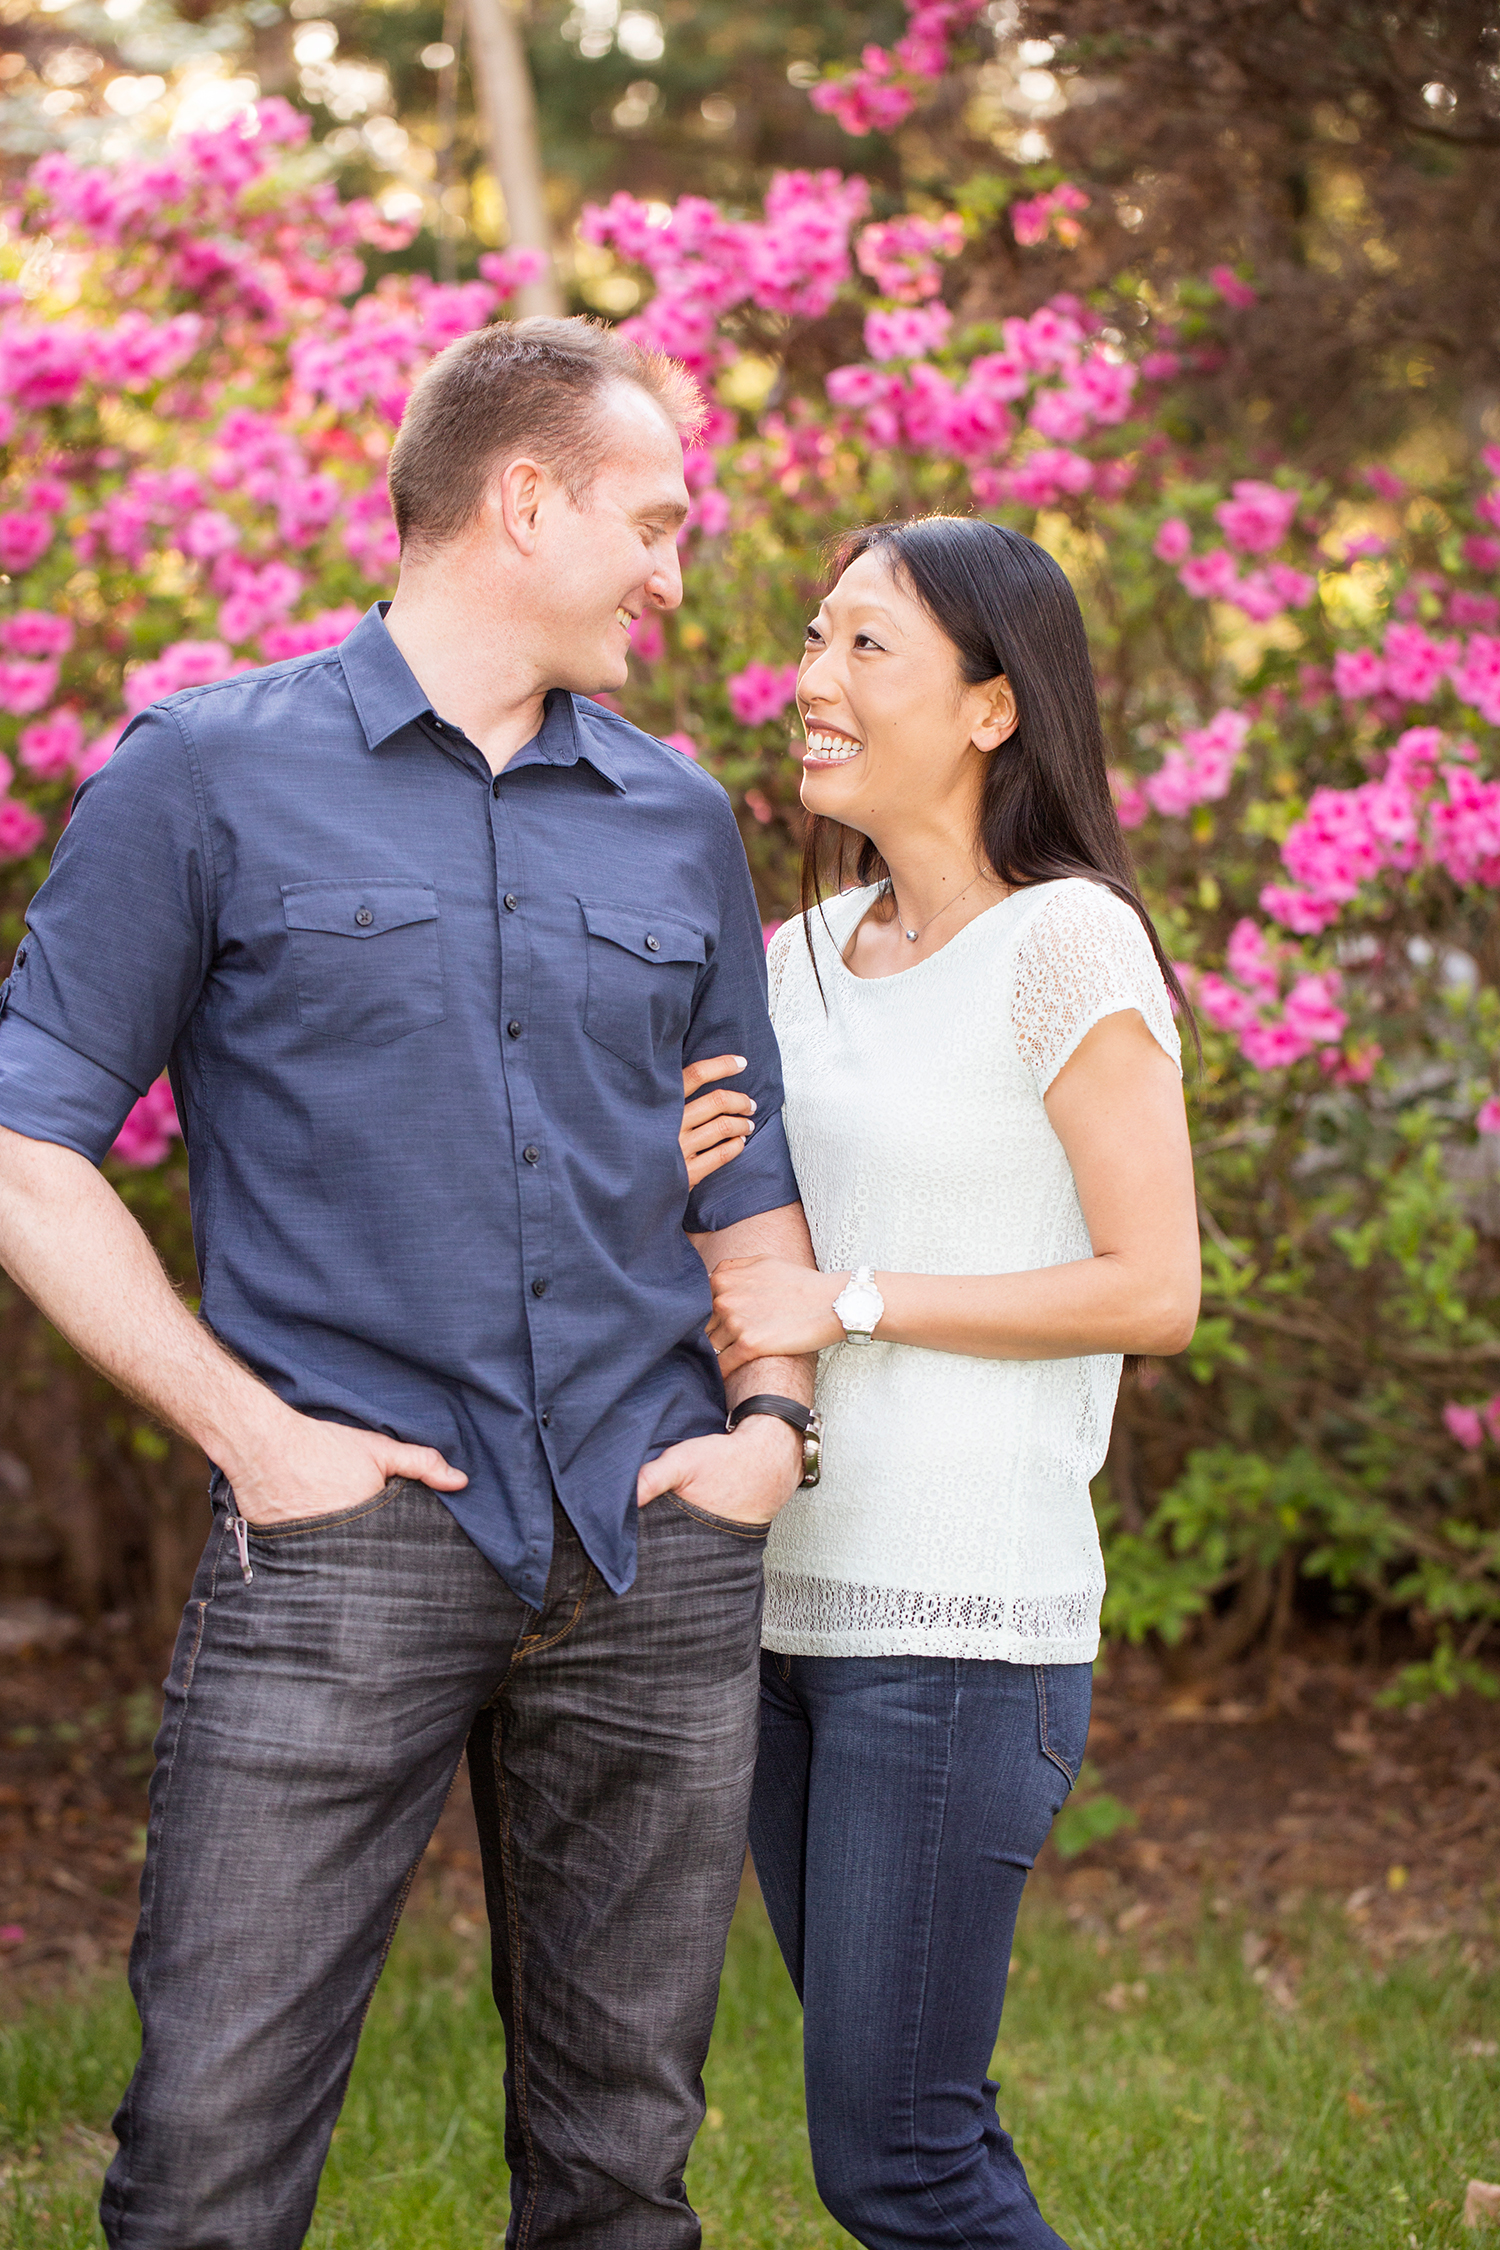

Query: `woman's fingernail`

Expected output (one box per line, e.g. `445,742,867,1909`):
748,1099,758,1113
733,1056,747,1070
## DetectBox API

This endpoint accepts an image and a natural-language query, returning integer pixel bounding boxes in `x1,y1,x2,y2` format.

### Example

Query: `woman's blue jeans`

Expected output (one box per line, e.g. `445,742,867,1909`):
749,1652,1091,2250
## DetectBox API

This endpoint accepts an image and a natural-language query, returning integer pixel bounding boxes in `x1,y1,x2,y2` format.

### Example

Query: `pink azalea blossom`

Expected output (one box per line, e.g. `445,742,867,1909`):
855,212,963,301
260,608,361,663
0,511,54,574
110,1076,181,1169
0,658,60,715
1209,265,1258,309
17,707,83,780
1462,534,1500,572
1230,571,1287,624
1269,564,1316,607
1195,973,1261,1033
1239,1018,1314,1069
0,796,47,861
1107,768,1148,828
1443,1403,1486,1450
1448,634,1500,726
123,640,236,713
181,509,240,561
1214,479,1298,555
475,246,550,296
74,726,122,780
1363,465,1406,503
864,304,952,362
659,731,699,759
1282,970,1347,1046
1474,1096,1500,1134
1227,918,1281,998
0,610,73,658
1448,591,1500,629
688,487,731,538
1179,548,1241,601
1382,621,1454,704
1139,350,1183,382
1153,517,1192,564
629,614,665,665
727,661,799,727
1332,647,1386,700
1144,709,1250,816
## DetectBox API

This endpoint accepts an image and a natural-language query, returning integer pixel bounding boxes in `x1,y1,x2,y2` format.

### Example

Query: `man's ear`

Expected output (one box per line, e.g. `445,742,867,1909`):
971,674,1020,753
494,456,550,556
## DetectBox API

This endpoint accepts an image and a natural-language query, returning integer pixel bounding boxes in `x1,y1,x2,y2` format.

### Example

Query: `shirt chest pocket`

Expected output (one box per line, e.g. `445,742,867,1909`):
581,901,706,1072
281,880,445,1047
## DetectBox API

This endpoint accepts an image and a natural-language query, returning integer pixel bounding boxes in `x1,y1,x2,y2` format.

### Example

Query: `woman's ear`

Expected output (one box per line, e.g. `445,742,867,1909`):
971,674,1019,753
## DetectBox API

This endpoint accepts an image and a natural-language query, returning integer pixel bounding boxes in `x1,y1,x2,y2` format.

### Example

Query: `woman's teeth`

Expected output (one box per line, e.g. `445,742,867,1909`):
804,732,862,762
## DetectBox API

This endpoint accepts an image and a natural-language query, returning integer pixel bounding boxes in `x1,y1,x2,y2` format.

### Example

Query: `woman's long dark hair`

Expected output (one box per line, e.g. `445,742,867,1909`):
799,515,1197,1053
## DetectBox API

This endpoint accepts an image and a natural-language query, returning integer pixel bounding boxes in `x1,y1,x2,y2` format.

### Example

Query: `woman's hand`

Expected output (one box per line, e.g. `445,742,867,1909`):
680,1054,756,1190
709,1255,845,1377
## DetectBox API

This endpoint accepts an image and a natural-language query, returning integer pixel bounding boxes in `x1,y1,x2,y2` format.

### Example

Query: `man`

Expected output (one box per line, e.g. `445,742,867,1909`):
0,317,816,2247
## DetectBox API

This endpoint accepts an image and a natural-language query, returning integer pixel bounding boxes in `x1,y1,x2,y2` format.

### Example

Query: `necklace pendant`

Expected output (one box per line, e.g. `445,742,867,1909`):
903,927,918,942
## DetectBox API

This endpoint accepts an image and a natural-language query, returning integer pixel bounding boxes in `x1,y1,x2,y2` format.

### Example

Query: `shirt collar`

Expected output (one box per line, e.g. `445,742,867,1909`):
339,603,629,795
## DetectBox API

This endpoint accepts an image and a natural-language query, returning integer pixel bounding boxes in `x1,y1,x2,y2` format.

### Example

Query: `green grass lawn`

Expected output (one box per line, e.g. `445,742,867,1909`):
2,1890,1496,2247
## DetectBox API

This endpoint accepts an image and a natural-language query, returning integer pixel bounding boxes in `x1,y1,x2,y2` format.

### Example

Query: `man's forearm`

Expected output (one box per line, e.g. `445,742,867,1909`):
0,1126,287,1474
690,1200,817,1411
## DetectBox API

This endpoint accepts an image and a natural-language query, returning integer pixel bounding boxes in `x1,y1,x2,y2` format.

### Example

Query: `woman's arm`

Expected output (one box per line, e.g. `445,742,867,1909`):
708,1008,1200,1373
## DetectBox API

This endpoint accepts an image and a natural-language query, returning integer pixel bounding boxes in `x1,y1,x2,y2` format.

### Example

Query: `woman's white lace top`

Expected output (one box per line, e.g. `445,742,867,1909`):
763,876,1180,1664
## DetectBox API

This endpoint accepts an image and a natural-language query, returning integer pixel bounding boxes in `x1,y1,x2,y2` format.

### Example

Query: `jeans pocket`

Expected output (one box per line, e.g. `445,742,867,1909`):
1034,1662,1092,1787
662,1489,772,1541
234,1478,405,1541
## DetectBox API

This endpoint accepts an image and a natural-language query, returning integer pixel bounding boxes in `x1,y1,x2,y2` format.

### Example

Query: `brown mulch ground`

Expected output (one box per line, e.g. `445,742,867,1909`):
1,1629,1496,2007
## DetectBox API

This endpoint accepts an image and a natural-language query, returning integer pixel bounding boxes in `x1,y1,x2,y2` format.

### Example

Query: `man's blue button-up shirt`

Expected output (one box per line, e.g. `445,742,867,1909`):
0,604,800,1606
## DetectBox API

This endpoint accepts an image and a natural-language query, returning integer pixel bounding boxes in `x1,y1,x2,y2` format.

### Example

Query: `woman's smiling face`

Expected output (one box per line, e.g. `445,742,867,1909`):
795,547,1016,844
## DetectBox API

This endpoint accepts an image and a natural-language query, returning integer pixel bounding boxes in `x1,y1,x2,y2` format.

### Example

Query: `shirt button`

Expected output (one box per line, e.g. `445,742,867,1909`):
492,777,502,798
503,893,518,912
531,1276,549,1297
523,1144,540,1164
645,934,660,952
507,1019,522,1039
354,906,373,927
540,1411,551,1429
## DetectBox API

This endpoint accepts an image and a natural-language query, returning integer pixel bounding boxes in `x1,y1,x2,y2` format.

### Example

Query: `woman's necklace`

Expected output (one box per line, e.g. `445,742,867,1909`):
884,871,988,944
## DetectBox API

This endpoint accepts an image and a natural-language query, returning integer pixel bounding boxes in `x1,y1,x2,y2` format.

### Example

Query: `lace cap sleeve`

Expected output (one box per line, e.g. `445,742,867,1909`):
765,916,800,1024
1011,880,1181,1095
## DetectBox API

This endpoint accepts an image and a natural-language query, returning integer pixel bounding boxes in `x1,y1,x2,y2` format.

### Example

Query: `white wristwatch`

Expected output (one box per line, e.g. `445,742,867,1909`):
832,1265,885,1344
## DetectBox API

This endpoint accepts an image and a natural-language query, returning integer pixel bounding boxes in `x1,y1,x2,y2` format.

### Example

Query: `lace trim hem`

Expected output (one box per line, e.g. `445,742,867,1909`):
762,1569,1103,1655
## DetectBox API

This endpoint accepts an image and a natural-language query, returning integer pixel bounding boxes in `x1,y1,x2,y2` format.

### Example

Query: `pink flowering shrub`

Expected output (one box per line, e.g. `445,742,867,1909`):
0,68,1495,1688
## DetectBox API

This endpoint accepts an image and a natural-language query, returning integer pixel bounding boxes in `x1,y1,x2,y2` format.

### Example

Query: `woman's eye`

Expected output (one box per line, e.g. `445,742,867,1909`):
804,624,824,644
853,634,885,651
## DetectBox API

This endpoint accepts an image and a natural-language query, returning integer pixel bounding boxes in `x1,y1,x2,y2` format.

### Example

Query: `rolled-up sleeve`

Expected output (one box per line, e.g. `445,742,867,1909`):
0,706,214,1164
682,795,801,1234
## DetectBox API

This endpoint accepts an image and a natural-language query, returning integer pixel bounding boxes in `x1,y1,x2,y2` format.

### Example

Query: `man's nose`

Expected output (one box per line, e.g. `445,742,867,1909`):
648,541,684,613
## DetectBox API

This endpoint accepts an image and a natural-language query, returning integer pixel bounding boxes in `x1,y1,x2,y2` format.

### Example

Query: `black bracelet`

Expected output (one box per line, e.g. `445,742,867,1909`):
726,1394,822,1490
726,1393,812,1435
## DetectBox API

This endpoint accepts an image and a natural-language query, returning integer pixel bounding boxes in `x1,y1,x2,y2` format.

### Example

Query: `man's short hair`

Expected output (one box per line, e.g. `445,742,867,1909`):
387,315,703,557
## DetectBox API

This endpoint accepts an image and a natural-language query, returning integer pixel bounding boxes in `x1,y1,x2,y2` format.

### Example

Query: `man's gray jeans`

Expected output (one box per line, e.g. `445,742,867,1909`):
99,1477,767,2248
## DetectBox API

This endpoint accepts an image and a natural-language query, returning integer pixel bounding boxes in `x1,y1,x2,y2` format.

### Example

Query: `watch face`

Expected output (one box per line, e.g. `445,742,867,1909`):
838,1282,883,1331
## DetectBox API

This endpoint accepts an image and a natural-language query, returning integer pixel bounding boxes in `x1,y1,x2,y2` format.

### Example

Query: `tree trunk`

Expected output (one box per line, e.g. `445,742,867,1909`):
463,0,562,318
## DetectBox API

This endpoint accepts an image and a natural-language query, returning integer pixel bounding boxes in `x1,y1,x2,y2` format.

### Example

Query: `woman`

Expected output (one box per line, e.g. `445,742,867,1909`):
687,517,1200,2249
